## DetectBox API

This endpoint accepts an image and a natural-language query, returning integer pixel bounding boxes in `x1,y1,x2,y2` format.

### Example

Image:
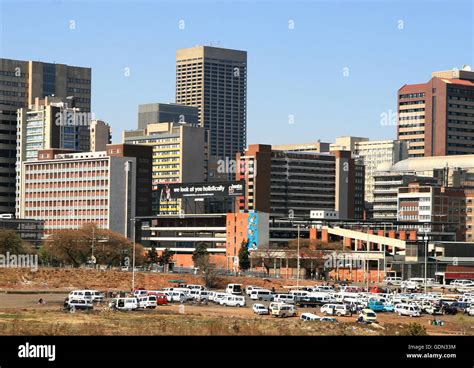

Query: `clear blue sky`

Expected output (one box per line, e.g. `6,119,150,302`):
1,0,473,145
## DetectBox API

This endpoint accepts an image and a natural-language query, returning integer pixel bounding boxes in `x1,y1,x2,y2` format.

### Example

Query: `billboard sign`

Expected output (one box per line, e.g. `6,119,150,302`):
247,211,259,252
158,181,244,200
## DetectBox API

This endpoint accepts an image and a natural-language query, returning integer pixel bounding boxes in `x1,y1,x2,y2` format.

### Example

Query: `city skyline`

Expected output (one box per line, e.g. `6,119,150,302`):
1,0,472,146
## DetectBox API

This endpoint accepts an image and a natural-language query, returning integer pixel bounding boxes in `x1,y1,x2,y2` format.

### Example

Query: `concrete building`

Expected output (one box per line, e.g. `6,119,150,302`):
330,136,369,154
137,103,198,130
372,173,438,220
329,137,408,205
90,120,112,152
397,181,467,240
17,144,152,238
236,144,364,219
397,65,474,157
123,122,206,214
385,154,474,188
0,58,91,214
354,140,408,203
137,211,269,270
176,46,247,160
272,141,330,153
16,97,110,217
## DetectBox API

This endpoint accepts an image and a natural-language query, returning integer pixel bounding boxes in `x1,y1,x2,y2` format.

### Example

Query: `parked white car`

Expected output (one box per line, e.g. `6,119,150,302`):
450,279,474,287
186,284,205,291
289,290,309,299
212,292,229,304
273,294,295,304
220,295,245,307
394,303,421,317
226,284,243,295
359,309,377,323
245,285,262,296
252,303,269,315
300,312,321,321
166,291,187,302
383,277,402,286
195,290,210,301
271,303,297,318
465,305,474,316
137,295,157,309
68,290,104,302
250,289,273,301
109,297,138,311
313,285,334,293
320,303,351,316
401,281,421,291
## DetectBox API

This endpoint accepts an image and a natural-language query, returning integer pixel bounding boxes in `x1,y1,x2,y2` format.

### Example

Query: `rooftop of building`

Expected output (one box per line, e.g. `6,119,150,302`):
389,155,474,172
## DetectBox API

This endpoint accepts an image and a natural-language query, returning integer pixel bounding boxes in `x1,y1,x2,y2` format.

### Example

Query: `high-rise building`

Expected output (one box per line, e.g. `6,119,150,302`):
236,144,363,219
0,58,91,214
90,120,112,152
397,65,474,158
17,144,152,238
353,140,408,203
16,97,110,217
123,122,206,214
138,103,199,130
176,46,247,160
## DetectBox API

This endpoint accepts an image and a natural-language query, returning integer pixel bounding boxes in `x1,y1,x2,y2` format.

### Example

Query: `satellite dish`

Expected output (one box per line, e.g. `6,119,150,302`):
462,64,472,71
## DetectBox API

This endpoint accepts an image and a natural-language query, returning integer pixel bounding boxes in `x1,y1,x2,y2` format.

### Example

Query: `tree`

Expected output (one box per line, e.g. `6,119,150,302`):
192,242,219,288
42,223,146,267
157,248,173,266
0,230,33,255
147,246,159,265
238,240,251,271
192,242,209,270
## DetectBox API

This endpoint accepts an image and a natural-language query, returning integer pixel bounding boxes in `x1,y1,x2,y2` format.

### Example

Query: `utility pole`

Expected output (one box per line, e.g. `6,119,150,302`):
297,224,300,288
424,227,428,294
131,218,136,291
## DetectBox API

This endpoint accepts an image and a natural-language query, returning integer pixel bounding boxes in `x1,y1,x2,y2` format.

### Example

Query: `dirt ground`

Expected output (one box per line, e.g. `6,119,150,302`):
0,267,315,291
0,292,472,336
0,268,473,335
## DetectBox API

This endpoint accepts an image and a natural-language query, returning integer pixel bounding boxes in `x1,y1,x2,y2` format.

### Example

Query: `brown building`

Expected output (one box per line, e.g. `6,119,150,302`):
0,58,91,214
236,144,364,219
398,182,468,241
397,66,474,158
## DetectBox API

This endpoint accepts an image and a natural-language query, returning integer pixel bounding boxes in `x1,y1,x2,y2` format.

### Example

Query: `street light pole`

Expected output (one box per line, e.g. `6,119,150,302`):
297,224,300,288
131,218,136,292
424,227,428,294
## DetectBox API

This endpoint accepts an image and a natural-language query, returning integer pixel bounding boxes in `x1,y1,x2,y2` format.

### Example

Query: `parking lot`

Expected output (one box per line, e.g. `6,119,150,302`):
0,289,473,336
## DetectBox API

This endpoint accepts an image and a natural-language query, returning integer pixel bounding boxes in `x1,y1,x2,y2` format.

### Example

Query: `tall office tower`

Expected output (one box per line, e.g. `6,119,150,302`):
138,103,199,130
397,65,474,158
175,46,247,161
123,122,206,214
15,97,103,217
90,120,112,152
0,58,91,214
